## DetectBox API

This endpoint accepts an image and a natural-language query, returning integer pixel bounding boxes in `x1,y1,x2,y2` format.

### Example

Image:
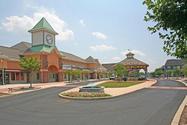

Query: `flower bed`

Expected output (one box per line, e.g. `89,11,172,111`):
61,92,111,98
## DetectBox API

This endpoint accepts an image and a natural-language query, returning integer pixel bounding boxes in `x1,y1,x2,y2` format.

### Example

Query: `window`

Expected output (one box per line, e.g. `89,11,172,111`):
16,73,19,80
21,73,24,80
11,72,15,81
37,73,40,80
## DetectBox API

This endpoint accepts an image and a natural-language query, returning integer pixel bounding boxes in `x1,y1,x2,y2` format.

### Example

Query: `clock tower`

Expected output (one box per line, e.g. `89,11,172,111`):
28,17,58,47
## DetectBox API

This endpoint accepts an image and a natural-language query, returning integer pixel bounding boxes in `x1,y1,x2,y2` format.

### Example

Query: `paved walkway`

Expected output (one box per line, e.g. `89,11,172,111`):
0,79,103,95
104,79,156,96
0,82,66,95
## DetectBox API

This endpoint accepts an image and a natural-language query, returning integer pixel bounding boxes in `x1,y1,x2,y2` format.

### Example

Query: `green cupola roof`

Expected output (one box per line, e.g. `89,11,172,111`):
28,17,58,34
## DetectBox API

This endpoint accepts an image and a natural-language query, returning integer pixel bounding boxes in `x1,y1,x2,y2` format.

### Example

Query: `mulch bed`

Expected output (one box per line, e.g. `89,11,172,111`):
179,105,187,125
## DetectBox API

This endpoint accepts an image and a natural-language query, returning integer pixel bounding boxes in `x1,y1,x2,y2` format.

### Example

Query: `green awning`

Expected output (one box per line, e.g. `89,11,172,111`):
28,45,55,53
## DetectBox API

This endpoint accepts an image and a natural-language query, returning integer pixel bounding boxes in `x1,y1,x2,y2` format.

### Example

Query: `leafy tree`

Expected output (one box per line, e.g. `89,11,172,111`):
165,70,173,77
143,0,187,58
73,69,82,80
154,68,164,77
182,65,187,77
114,64,128,81
20,57,40,88
150,72,156,77
64,70,74,82
173,69,182,77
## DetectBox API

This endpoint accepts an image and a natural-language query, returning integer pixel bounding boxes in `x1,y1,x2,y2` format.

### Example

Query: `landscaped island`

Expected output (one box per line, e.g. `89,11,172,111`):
58,80,155,100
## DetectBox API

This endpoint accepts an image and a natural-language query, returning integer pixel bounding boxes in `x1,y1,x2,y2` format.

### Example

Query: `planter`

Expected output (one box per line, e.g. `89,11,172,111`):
79,86,104,93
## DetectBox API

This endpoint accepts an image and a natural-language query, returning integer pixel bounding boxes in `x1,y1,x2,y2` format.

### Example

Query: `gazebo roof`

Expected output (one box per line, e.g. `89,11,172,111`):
120,52,149,66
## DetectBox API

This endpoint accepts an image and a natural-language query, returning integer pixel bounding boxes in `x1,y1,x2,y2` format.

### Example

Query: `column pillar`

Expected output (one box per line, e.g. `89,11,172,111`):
144,68,148,78
40,70,48,83
2,68,4,85
58,71,63,82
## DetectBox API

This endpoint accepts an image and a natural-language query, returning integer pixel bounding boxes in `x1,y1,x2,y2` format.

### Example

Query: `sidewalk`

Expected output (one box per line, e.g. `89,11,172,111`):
0,79,105,95
104,79,156,97
176,78,187,86
0,82,66,95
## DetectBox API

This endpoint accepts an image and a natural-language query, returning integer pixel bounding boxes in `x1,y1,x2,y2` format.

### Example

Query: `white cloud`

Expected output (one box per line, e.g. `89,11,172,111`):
121,50,146,57
92,32,107,40
111,56,121,61
80,19,86,27
1,8,74,41
90,44,116,52
2,16,34,32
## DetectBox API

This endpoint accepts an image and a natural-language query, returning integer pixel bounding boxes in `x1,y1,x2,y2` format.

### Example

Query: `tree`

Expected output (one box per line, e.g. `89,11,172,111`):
114,64,128,81
173,69,182,77
182,65,187,77
20,57,40,88
150,72,156,78
143,0,187,58
64,70,73,82
165,70,173,77
73,69,82,81
154,68,164,77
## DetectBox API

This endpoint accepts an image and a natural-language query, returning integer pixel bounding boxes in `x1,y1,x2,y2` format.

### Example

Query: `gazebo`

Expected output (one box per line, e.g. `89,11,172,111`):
119,52,149,78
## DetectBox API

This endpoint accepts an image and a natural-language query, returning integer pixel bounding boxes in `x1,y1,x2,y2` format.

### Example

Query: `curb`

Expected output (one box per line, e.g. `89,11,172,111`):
58,93,112,100
171,95,187,125
176,79,187,86
0,93,11,98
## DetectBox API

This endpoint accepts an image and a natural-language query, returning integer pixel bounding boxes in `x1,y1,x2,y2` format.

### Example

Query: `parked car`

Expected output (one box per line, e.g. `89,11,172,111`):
138,75,146,80
123,77,127,81
109,77,115,80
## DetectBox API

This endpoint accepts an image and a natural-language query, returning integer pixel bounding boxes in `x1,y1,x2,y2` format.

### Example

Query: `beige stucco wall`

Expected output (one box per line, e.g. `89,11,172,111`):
32,31,44,46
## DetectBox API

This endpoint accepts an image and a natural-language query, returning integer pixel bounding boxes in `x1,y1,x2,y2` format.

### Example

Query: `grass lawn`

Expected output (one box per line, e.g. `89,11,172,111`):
97,81,145,88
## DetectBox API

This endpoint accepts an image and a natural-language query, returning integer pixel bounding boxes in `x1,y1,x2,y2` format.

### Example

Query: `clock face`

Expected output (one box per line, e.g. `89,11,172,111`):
46,34,53,44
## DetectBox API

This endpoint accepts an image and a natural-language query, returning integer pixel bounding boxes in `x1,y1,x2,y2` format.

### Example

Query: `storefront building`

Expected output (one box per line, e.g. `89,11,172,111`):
0,17,108,84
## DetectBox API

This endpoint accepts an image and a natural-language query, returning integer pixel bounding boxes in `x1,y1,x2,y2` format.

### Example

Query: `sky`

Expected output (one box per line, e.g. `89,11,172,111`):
0,0,174,72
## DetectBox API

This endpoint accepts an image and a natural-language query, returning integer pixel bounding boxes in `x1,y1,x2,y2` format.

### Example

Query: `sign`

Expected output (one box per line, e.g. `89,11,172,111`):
62,65,72,70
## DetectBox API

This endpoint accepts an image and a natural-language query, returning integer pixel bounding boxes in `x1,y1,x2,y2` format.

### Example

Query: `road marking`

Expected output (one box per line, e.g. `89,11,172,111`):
149,86,187,90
